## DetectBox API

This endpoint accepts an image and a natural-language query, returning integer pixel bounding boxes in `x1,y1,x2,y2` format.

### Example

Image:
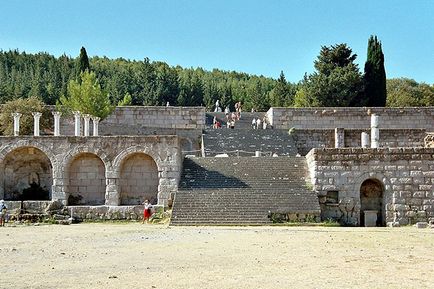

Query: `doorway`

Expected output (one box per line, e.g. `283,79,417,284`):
360,178,384,226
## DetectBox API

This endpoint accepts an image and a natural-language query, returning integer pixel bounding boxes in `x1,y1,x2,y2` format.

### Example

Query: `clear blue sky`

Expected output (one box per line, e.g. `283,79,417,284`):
0,0,433,83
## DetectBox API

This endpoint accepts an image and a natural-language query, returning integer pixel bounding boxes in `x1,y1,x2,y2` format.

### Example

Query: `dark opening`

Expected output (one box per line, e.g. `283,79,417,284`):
360,179,384,226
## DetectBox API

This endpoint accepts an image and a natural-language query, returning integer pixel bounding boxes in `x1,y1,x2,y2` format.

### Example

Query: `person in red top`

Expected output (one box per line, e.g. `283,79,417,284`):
142,199,153,224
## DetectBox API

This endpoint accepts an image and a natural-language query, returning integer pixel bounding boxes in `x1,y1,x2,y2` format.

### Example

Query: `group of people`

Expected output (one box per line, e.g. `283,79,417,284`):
212,102,243,129
252,116,268,130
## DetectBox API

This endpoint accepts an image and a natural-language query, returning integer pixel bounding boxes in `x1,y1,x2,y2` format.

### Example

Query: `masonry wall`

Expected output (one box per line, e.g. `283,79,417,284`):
306,147,434,226
58,106,205,136
270,107,434,130
293,129,426,155
0,136,181,207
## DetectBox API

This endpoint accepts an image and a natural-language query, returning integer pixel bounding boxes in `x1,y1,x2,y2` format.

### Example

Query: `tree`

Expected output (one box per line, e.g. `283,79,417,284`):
58,71,114,119
78,46,90,73
296,44,364,107
386,78,434,107
364,36,387,106
269,71,295,107
0,96,51,135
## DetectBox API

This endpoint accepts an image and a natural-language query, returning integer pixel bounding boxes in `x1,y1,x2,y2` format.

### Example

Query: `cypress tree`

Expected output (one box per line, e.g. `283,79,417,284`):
364,36,387,106
78,46,90,72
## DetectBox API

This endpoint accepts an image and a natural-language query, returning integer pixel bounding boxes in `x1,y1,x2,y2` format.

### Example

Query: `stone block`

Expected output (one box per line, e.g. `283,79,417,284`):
415,222,428,229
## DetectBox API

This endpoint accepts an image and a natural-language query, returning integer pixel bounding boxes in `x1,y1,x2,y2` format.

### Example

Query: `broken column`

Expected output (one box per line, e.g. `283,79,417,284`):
371,114,379,148
92,116,100,136
73,111,81,136
334,128,345,148
32,112,42,136
361,132,370,148
12,112,22,136
83,114,91,136
52,111,61,136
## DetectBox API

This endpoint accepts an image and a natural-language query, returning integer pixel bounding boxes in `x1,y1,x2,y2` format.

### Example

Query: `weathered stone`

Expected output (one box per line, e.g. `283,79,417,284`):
415,222,428,228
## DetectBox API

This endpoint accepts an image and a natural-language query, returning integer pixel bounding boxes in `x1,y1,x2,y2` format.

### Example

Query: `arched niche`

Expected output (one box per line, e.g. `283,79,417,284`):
360,178,384,226
2,147,52,201
119,153,159,205
66,153,106,205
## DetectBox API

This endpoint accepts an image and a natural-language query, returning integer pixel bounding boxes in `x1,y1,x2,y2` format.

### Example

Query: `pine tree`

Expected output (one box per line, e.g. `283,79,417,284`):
364,36,387,106
78,46,90,72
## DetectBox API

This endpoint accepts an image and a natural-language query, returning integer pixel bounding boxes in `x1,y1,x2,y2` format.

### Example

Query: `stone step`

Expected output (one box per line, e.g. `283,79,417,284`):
202,129,299,157
171,156,320,226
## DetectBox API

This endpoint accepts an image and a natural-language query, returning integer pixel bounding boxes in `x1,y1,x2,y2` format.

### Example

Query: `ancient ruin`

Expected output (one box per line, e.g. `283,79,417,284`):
1,106,434,227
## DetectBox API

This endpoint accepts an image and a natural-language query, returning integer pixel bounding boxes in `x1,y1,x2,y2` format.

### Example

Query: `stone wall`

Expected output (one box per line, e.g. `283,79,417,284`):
293,129,426,155
0,136,181,207
269,107,434,130
306,147,434,226
58,106,205,136
119,153,159,205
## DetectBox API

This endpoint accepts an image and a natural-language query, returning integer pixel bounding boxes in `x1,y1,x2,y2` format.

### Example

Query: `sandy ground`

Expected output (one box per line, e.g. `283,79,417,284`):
0,223,433,289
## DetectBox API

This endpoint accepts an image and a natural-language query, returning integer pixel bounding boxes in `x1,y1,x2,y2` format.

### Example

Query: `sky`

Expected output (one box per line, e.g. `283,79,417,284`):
0,0,433,83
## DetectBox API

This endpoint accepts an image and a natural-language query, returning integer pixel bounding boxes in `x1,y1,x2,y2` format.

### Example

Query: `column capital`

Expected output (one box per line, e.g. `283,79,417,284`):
11,112,22,118
72,111,81,117
83,114,91,120
91,116,101,122
32,112,42,117
52,111,62,117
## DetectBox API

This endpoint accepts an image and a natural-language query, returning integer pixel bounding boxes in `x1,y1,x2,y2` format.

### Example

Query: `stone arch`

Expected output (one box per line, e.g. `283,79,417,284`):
180,138,193,153
1,146,53,201
62,146,111,178
354,172,389,227
119,152,159,205
0,140,57,167
64,149,108,205
112,146,163,175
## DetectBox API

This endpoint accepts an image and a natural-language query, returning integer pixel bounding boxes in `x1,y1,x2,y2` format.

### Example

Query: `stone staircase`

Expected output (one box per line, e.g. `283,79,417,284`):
203,129,298,157
171,157,320,225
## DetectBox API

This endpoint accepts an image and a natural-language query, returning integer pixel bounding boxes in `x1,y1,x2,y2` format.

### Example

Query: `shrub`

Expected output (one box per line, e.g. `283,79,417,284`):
0,97,51,136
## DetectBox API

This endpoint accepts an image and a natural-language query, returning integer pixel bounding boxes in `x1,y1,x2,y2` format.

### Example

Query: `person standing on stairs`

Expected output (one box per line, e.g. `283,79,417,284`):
252,118,256,129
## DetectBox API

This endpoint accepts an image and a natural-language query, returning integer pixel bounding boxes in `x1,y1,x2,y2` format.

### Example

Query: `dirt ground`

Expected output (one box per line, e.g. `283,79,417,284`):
0,223,433,289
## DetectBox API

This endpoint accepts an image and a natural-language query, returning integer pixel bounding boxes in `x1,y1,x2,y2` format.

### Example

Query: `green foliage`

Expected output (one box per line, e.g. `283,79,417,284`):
386,78,434,107
296,44,364,107
58,71,114,119
78,46,90,73
0,96,51,136
269,71,296,107
117,92,132,106
364,36,387,106
0,49,292,110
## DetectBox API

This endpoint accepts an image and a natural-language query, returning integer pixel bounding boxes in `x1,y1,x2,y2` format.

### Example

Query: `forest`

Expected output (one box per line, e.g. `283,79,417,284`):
0,43,433,111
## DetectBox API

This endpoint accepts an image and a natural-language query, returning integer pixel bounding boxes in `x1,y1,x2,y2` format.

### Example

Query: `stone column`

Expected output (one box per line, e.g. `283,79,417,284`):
361,132,370,148
371,114,380,148
334,128,345,148
32,112,42,136
92,116,100,137
12,113,22,136
52,111,62,136
73,111,81,136
83,114,91,136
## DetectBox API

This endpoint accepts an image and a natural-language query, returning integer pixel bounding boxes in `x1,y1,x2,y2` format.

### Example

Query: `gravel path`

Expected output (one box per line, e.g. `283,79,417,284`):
1,223,433,289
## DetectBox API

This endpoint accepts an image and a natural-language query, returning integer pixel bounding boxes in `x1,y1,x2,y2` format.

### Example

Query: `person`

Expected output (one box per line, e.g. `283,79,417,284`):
0,200,7,227
237,102,242,119
251,118,256,129
262,116,267,129
142,200,153,224
230,119,235,129
166,101,170,107
213,116,217,129
256,118,261,129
